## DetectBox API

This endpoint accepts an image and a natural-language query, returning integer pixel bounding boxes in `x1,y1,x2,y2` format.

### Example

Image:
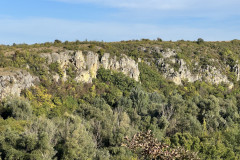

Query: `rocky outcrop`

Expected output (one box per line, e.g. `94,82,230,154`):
101,53,140,81
74,51,99,83
41,51,140,83
161,48,177,58
41,48,235,88
154,48,234,88
0,46,237,101
0,68,39,99
157,58,232,85
233,64,240,81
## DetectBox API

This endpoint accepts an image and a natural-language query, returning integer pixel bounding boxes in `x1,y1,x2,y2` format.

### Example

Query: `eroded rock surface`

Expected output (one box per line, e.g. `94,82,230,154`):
41,51,140,83
40,48,238,88
1,46,238,101
143,47,234,88
0,68,39,99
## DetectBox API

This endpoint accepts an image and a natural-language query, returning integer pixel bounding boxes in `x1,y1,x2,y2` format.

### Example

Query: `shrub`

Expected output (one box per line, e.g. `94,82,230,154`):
197,38,204,44
1,97,32,120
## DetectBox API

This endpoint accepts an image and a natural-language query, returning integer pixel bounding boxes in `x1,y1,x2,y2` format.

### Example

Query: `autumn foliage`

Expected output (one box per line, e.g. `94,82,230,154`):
123,130,199,160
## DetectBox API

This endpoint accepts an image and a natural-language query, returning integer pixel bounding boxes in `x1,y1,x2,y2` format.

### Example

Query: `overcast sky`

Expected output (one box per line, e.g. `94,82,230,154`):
0,0,239,44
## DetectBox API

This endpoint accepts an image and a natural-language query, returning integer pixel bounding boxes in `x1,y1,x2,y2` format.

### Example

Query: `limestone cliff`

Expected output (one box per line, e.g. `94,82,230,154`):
143,47,235,88
1,46,239,100
41,51,140,83
0,68,39,99
40,49,237,88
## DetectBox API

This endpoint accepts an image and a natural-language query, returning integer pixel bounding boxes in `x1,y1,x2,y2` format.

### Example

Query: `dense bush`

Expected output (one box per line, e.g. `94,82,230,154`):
1,97,32,120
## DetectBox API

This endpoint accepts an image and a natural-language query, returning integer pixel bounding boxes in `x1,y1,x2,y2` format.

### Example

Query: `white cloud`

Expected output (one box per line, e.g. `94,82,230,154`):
0,17,238,44
53,0,190,10
53,0,240,11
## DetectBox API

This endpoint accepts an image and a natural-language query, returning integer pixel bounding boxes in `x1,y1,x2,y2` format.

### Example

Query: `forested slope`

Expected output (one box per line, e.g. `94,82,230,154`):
1,39,240,159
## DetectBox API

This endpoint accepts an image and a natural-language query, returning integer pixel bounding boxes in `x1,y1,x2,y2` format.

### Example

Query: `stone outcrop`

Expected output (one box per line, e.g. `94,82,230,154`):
233,64,240,81
1,46,238,101
154,48,234,88
41,50,140,83
1,47,239,100
100,53,140,81
161,48,177,58
41,49,235,88
157,58,197,85
0,68,39,99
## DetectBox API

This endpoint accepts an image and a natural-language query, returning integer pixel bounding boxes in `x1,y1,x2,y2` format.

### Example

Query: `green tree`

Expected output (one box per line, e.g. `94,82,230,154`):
1,97,32,120
197,38,204,44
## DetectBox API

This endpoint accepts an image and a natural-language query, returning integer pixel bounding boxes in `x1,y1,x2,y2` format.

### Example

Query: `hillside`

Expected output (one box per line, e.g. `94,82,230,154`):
1,39,240,159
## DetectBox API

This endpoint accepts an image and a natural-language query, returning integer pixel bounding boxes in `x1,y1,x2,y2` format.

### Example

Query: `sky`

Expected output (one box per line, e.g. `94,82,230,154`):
0,0,239,44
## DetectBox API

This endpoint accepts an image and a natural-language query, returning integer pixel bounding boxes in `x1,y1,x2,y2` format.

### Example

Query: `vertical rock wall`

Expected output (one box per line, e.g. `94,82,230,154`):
0,69,39,99
41,51,140,83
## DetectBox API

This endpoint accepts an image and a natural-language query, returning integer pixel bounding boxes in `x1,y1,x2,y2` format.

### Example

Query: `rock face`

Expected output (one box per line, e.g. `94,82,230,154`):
143,47,234,88
0,69,39,99
0,47,238,100
41,51,140,83
101,53,140,82
233,64,240,81
157,57,232,86
41,49,237,88
161,48,177,58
